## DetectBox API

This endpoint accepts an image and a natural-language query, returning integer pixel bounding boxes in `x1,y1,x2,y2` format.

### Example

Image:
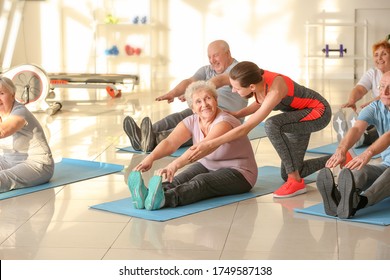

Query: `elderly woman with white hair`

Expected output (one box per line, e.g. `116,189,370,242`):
0,76,54,193
127,80,258,210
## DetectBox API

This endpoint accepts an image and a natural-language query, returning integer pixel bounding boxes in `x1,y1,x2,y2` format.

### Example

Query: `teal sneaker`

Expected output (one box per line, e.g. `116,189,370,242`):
145,175,165,210
127,171,148,209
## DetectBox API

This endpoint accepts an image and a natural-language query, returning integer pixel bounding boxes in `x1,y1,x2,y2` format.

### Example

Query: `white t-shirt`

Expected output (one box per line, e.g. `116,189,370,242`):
357,67,382,98
358,100,390,166
0,101,53,165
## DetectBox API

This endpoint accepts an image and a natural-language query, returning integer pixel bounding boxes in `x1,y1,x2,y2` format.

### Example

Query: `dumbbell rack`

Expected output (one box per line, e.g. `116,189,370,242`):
304,16,369,87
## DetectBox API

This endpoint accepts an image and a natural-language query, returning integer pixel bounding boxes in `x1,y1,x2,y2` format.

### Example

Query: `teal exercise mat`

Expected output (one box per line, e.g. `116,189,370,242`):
294,198,390,226
307,142,380,159
247,122,266,140
0,158,124,200
117,122,267,157
90,166,317,222
117,145,188,157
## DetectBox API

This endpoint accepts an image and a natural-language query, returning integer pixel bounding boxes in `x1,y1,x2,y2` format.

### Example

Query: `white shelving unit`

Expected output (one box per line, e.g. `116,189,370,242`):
93,0,168,91
305,16,369,87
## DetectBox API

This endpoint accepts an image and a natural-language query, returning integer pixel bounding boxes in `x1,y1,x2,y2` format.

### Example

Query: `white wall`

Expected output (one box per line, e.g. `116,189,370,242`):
166,0,390,81
8,0,390,89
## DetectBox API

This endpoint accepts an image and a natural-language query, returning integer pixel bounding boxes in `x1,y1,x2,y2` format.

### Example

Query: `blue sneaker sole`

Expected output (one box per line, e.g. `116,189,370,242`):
145,175,164,210
128,171,146,209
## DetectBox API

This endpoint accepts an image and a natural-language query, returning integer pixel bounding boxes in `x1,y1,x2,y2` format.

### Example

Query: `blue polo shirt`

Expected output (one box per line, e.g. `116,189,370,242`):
358,100,390,166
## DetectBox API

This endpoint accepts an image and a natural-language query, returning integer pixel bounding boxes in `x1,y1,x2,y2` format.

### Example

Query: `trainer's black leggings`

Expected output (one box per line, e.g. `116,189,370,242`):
265,106,332,181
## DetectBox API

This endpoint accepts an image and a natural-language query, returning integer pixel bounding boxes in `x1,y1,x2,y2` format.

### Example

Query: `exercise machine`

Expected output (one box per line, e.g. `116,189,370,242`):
49,72,139,98
1,64,54,113
1,64,139,115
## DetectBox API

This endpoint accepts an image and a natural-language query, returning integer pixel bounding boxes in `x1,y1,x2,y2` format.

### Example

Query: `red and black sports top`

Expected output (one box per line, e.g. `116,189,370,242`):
254,70,327,122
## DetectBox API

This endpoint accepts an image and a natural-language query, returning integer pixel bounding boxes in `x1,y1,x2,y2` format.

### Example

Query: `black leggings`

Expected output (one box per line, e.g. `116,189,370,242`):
265,106,332,181
162,163,252,208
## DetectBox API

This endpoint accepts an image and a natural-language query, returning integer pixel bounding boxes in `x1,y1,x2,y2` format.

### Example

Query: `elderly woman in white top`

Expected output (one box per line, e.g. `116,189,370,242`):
343,39,390,110
0,76,54,193
335,39,390,146
127,80,258,210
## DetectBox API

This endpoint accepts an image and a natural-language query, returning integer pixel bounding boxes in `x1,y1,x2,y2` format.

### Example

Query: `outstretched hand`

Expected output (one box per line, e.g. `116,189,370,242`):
359,101,371,109
155,93,174,103
325,150,347,168
133,157,153,172
188,141,217,162
178,94,186,102
156,163,179,183
344,151,372,170
341,101,357,111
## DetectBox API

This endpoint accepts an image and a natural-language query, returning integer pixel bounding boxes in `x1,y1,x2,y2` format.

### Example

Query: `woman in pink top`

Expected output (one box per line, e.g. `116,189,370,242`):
188,61,332,198
127,80,258,210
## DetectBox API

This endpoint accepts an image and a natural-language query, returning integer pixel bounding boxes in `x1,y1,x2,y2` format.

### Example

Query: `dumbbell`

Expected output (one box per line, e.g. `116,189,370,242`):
322,44,347,57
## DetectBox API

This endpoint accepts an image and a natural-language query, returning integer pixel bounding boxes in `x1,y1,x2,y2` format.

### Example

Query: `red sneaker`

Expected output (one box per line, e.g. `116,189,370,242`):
273,178,307,198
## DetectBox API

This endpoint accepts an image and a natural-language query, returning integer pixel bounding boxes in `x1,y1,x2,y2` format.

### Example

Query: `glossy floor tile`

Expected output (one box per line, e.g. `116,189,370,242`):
0,80,389,260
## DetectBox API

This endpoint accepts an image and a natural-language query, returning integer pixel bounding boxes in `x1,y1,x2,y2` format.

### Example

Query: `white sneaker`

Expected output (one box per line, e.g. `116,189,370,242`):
332,110,347,143
346,111,365,148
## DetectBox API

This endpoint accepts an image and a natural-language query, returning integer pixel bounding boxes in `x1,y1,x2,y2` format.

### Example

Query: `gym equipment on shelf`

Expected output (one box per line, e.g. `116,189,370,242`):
322,44,347,57
104,45,119,55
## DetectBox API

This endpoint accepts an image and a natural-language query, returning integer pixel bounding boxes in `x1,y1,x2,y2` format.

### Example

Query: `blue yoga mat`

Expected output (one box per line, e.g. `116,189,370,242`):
117,122,267,157
117,145,189,157
0,158,124,200
90,166,317,222
307,142,380,159
247,122,266,140
294,198,390,226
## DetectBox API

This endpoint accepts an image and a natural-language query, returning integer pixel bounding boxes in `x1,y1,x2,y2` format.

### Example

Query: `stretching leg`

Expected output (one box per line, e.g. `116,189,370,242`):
162,163,252,207
0,160,54,193
152,108,193,145
351,164,390,206
152,108,193,133
265,107,331,181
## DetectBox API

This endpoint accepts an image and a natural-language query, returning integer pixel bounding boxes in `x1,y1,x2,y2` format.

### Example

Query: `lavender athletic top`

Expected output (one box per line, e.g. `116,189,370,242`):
183,111,258,186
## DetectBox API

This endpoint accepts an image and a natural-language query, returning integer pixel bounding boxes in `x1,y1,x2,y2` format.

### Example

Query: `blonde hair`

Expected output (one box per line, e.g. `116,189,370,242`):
185,80,218,108
0,76,16,95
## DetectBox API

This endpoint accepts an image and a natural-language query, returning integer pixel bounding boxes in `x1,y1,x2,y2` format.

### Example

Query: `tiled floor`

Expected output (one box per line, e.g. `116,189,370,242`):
0,79,389,260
